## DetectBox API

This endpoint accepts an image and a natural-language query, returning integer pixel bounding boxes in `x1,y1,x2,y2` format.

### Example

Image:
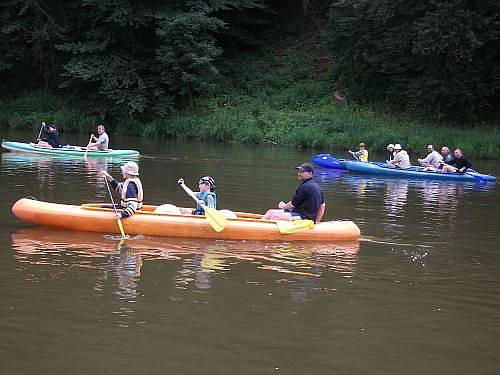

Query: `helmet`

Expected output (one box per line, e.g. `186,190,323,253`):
199,176,215,191
394,144,402,150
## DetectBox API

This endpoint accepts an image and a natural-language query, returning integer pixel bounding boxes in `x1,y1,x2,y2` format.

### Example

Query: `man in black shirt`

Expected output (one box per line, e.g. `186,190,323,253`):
262,163,326,222
441,148,472,174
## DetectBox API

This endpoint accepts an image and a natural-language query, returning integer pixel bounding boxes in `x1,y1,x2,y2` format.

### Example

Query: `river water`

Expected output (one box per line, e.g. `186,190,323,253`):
1,131,499,374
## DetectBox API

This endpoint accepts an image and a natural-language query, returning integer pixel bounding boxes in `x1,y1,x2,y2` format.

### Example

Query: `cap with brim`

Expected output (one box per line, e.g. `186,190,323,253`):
296,163,314,173
394,144,402,150
121,161,139,176
359,143,366,147
387,144,395,150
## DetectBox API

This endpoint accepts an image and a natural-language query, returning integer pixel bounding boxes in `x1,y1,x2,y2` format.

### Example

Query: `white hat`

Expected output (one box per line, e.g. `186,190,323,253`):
121,161,139,176
394,144,402,150
387,144,395,150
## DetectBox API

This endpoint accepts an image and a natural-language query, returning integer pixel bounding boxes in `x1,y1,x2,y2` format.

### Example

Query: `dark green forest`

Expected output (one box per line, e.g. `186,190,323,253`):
1,0,499,156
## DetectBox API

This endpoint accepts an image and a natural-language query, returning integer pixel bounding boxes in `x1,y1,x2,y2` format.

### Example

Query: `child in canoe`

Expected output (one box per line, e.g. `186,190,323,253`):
101,161,144,218
349,142,369,162
177,176,216,215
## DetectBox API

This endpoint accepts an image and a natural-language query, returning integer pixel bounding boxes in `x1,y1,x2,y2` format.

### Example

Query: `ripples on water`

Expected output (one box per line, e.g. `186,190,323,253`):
1,141,499,374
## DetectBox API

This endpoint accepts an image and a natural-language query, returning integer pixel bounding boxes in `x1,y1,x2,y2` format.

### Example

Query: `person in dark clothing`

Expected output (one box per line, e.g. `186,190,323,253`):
37,123,61,148
262,163,326,222
441,148,472,174
386,144,395,162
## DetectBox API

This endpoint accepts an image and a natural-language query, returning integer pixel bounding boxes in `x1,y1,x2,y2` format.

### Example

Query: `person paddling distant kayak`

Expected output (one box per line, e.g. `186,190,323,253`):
349,142,369,162
178,176,217,215
440,146,453,164
441,149,472,174
101,161,143,218
418,144,443,170
388,144,411,169
262,163,325,222
36,123,61,148
386,144,395,162
87,124,109,151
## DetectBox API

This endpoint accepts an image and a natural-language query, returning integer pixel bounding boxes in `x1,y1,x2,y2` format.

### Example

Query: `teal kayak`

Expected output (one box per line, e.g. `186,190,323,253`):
1,141,139,157
344,161,496,182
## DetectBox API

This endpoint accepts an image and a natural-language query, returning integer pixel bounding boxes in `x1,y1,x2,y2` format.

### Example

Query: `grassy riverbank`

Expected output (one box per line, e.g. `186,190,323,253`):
1,49,499,159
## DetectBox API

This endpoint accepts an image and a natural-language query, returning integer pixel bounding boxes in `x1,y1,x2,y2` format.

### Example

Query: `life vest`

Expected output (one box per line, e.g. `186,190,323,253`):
120,177,143,211
193,191,217,215
359,149,368,162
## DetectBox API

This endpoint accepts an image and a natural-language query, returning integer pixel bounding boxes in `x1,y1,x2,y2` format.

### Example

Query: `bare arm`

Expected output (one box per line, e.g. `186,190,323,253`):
316,203,326,223
278,200,294,210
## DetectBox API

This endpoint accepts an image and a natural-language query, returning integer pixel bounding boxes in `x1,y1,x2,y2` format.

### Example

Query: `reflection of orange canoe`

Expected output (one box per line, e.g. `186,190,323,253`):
12,228,360,277
12,198,361,241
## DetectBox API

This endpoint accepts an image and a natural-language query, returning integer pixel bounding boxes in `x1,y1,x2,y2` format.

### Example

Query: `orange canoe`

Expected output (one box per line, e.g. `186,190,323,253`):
11,198,361,241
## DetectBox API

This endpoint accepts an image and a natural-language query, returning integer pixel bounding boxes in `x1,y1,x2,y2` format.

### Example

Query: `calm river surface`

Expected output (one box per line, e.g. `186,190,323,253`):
1,131,499,374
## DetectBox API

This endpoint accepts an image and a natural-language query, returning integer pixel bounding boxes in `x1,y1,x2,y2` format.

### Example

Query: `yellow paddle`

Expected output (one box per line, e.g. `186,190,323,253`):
178,181,227,232
276,219,315,234
103,175,128,239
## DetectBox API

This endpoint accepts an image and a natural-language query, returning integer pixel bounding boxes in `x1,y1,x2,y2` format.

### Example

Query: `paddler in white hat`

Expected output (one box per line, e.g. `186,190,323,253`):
101,161,144,218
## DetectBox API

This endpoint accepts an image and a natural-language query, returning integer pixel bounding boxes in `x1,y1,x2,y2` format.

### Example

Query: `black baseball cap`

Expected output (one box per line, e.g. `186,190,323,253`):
296,163,314,173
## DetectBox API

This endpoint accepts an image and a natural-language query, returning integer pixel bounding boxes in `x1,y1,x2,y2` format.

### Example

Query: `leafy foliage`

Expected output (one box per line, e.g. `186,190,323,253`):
323,0,500,121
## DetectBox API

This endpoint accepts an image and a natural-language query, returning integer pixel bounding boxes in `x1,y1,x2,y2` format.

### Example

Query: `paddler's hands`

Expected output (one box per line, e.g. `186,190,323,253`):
101,170,113,181
177,178,184,186
278,201,286,209
115,213,122,219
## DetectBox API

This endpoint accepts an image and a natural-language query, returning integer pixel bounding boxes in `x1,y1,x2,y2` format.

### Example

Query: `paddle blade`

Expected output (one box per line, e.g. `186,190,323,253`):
204,207,227,232
276,219,315,234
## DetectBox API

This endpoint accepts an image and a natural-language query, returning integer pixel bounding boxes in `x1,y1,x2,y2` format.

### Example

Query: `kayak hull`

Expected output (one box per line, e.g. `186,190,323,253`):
12,198,361,241
344,161,496,182
312,153,347,169
312,153,388,170
2,141,139,157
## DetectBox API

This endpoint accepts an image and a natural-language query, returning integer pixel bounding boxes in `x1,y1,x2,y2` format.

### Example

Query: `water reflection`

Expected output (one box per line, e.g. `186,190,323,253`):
384,179,409,218
11,228,360,297
96,242,143,301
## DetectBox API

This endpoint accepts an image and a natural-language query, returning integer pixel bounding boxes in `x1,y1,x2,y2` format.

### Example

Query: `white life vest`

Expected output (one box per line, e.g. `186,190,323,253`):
120,177,143,210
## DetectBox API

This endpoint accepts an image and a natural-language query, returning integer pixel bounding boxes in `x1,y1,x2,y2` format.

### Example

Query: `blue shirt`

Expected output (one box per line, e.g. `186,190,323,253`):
291,178,324,222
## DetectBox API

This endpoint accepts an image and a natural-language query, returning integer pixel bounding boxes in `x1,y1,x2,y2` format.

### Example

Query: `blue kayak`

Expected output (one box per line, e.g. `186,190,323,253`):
312,153,348,169
344,161,496,182
312,153,387,170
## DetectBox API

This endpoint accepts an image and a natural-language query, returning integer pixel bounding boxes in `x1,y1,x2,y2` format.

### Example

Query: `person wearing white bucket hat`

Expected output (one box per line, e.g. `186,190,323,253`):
388,144,411,169
102,161,143,218
386,144,395,162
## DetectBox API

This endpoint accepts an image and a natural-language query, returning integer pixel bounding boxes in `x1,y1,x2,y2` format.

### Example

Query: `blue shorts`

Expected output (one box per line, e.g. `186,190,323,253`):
285,209,302,219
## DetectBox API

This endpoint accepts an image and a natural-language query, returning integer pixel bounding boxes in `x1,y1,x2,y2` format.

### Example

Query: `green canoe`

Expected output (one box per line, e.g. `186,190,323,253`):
1,141,139,157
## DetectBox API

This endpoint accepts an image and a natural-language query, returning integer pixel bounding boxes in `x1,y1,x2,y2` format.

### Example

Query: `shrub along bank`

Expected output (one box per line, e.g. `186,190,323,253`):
1,46,499,159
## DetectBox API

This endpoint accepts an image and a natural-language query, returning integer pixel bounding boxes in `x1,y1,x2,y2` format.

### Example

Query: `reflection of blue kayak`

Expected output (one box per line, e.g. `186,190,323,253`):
2,141,139,157
312,153,387,170
345,161,496,182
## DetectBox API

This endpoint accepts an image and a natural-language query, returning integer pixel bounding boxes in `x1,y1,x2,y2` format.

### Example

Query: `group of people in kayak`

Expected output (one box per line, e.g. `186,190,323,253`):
350,142,472,174
36,123,109,151
103,161,326,225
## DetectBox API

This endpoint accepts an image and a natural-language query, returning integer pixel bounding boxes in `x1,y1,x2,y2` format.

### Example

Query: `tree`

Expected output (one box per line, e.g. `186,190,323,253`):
324,0,500,121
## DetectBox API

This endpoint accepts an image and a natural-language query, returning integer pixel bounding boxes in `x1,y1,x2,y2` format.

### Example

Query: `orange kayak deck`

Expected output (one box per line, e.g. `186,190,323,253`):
12,198,361,241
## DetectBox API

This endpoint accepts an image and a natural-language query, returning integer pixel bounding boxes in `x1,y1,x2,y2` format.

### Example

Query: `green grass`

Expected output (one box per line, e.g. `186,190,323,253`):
1,47,499,159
